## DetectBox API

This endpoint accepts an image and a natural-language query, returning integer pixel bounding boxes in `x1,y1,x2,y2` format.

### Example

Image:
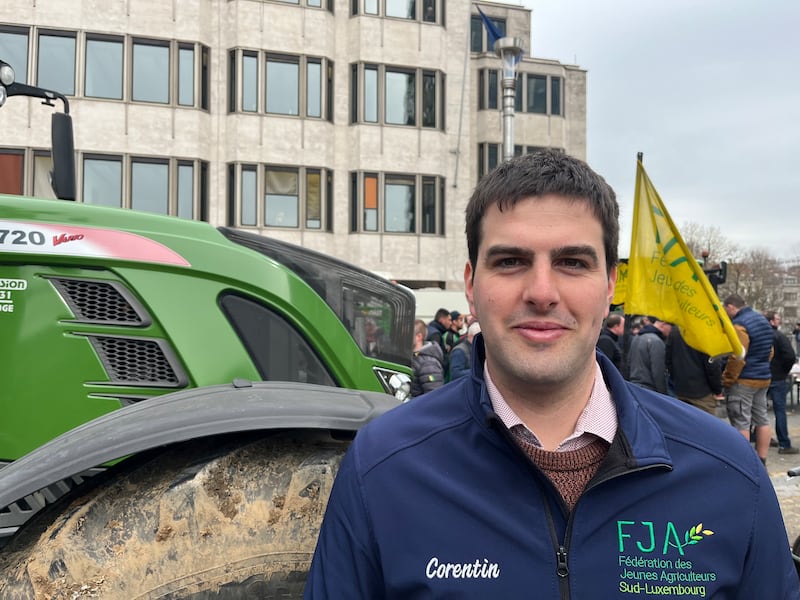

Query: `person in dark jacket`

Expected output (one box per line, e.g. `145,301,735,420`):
448,321,480,381
765,310,798,453
595,312,624,370
723,294,774,465
426,308,451,352
305,150,798,598
442,310,465,355
627,317,672,393
411,319,444,397
665,326,722,415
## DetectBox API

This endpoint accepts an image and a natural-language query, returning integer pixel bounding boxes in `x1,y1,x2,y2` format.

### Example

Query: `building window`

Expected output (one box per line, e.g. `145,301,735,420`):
551,77,562,116
177,162,194,219
229,49,333,120
131,159,169,214
242,51,258,112
364,173,378,231
477,143,500,179
83,155,122,208
785,292,798,302
229,163,333,231
241,165,258,226
83,34,208,107
85,36,124,100
526,74,547,114
266,54,299,115
350,172,444,235
479,70,564,117
352,0,445,24
351,63,445,129
178,44,195,106
37,31,76,95
82,154,208,218
132,39,170,104
0,26,29,83
384,176,415,232
265,167,299,227
0,150,24,194
470,13,505,52
785,306,798,319
306,169,322,229
274,0,332,8
307,59,322,118
33,152,55,199
385,69,415,125
364,64,378,122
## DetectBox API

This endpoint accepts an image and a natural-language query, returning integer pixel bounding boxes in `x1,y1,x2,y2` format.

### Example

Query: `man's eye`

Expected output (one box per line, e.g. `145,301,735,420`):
496,257,522,268
558,258,588,269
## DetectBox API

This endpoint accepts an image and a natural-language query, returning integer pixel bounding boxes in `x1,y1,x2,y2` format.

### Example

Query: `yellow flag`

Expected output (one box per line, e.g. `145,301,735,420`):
626,160,744,359
611,260,627,305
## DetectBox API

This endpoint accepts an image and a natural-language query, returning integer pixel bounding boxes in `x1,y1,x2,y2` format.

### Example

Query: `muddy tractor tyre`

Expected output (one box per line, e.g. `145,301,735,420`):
0,430,348,599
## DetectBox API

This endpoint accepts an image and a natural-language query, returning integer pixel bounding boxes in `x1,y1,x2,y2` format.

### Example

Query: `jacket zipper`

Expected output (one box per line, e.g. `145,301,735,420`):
490,414,671,599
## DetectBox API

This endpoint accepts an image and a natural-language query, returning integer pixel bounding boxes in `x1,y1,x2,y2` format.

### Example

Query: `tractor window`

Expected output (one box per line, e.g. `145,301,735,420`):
219,293,336,387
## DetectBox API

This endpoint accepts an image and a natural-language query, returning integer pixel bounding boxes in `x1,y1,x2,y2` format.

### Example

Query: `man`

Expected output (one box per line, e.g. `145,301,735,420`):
448,321,480,381
765,310,798,454
627,316,672,394
426,308,451,356
306,151,797,598
410,319,445,397
665,325,722,415
722,294,775,466
595,312,624,371
442,310,465,355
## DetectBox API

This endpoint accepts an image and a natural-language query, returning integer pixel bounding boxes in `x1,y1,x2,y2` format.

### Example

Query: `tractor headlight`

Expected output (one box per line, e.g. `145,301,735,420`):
374,368,412,403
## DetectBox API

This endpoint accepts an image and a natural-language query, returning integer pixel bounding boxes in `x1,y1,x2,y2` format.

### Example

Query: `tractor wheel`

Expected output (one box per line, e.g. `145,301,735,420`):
0,430,348,599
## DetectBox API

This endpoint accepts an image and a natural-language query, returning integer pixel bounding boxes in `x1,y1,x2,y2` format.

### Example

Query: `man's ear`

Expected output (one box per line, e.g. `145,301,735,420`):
606,264,618,316
464,261,476,318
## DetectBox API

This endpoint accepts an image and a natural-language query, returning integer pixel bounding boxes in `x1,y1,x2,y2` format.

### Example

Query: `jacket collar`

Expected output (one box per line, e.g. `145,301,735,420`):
469,335,672,469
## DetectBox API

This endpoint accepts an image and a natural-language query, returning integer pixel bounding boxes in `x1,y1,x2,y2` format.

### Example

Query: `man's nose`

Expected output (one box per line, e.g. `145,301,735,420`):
521,264,559,308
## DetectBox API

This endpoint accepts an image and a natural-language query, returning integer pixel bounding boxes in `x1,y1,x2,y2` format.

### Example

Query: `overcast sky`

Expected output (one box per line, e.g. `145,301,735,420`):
496,0,800,261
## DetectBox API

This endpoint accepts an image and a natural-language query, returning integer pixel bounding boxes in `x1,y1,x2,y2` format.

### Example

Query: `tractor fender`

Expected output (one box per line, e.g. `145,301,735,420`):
0,380,398,512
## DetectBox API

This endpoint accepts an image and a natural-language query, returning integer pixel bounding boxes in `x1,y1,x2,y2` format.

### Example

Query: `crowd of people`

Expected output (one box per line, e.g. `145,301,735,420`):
410,308,480,397
597,299,800,463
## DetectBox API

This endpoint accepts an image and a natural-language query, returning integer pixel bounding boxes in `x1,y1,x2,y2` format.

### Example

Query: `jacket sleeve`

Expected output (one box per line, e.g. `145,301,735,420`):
649,338,668,394
734,463,800,598
448,346,470,381
722,325,749,387
421,346,445,393
704,357,723,396
305,442,384,598
778,332,797,376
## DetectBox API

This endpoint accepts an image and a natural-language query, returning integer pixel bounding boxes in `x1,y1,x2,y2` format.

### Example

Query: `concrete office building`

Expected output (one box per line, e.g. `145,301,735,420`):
0,0,586,290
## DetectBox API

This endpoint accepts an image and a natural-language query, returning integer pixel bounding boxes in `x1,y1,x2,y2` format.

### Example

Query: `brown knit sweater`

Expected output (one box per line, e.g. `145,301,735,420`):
511,426,610,512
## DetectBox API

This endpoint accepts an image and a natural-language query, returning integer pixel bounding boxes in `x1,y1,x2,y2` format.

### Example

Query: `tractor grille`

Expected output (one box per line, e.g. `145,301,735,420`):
83,335,187,387
49,277,150,326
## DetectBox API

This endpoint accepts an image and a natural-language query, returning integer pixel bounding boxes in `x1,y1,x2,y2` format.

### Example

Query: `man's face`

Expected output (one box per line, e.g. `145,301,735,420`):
465,195,615,395
773,314,782,327
452,316,464,330
611,317,625,336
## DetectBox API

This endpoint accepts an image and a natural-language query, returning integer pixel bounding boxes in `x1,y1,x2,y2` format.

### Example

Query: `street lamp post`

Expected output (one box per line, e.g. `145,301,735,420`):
494,36,525,162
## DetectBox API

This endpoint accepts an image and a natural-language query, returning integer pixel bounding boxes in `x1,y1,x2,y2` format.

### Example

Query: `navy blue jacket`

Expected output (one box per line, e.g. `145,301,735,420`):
734,306,773,381
306,336,798,599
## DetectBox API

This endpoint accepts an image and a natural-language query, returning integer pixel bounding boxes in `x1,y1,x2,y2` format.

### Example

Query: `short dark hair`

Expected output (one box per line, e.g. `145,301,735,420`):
764,310,778,322
434,308,451,321
465,149,619,275
723,294,745,309
605,313,623,329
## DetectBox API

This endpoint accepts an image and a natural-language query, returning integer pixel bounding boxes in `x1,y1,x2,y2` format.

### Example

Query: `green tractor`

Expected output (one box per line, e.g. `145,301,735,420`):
0,59,413,598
